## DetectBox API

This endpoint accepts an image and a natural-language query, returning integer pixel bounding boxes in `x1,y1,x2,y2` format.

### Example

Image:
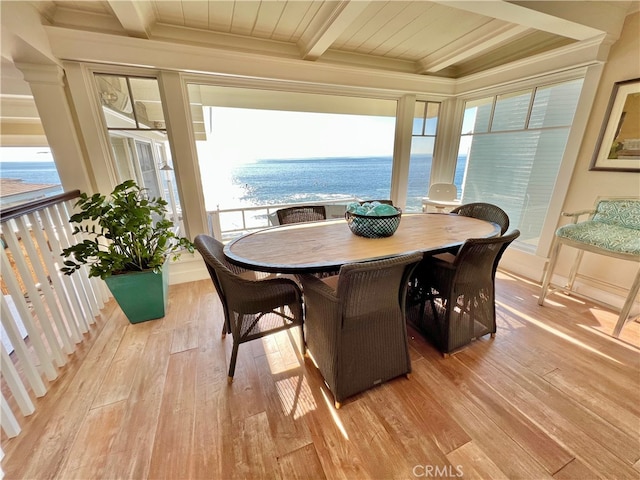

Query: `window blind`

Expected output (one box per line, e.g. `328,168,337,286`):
459,78,584,248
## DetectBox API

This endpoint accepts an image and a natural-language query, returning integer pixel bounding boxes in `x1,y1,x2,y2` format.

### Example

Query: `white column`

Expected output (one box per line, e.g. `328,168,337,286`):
430,97,465,185
390,94,416,210
157,71,209,238
63,61,120,195
15,63,94,194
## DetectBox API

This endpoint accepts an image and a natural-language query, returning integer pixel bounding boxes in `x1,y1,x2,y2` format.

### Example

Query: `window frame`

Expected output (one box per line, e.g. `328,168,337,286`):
455,72,590,257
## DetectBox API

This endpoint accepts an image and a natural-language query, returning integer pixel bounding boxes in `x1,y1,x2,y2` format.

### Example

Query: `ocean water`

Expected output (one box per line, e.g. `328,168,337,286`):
0,156,467,211
229,155,466,211
0,161,62,186
232,156,397,206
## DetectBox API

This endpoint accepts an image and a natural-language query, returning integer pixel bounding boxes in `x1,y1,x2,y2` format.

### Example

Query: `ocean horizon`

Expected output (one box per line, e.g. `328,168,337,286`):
0,155,466,212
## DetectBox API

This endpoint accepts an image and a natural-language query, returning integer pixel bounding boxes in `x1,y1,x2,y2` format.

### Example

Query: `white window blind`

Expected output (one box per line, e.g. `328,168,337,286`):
459,78,584,249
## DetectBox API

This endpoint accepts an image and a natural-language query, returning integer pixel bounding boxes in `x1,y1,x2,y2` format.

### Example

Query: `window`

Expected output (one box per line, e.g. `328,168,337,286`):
457,78,584,249
0,147,63,208
95,74,183,230
407,101,441,212
187,85,397,211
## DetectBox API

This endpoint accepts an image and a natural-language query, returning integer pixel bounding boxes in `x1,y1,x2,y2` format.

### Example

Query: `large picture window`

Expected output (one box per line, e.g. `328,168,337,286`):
187,84,400,236
407,101,441,212
457,78,584,249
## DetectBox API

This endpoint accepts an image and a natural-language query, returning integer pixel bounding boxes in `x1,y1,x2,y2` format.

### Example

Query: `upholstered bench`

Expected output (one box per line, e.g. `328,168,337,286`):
538,198,640,336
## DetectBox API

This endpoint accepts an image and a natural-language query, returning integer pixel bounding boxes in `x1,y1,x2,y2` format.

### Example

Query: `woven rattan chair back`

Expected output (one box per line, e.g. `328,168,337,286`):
451,202,510,235
194,234,304,382
358,199,394,205
416,229,520,355
300,252,422,407
276,205,326,225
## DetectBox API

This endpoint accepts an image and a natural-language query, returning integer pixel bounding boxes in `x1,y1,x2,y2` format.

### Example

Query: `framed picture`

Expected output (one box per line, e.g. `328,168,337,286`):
590,78,640,172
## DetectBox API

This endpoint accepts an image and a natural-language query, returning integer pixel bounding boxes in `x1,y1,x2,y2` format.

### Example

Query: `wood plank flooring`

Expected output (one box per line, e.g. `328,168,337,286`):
2,270,639,479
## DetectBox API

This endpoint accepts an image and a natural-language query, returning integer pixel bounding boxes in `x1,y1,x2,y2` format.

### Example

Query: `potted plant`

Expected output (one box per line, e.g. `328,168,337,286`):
61,179,194,323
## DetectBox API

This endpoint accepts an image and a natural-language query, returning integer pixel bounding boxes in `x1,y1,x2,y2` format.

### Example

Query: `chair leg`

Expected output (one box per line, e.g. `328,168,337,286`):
565,249,585,292
228,340,240,384
539,238,562,306
613,267,640,337
299,324,306,355
221,311,232,338
227,314,242,383
221,322,227,338
293,301,305,354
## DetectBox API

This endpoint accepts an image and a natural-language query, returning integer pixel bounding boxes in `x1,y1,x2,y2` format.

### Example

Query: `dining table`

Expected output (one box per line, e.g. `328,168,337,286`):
224,213,501,274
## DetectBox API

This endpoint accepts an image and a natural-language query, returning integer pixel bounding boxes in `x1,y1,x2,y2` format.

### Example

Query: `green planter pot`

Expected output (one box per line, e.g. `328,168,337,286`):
104,262,169,323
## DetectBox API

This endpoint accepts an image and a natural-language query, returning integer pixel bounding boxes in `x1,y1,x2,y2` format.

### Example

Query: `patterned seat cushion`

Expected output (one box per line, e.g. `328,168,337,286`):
556,221,640,255
592,199,640,230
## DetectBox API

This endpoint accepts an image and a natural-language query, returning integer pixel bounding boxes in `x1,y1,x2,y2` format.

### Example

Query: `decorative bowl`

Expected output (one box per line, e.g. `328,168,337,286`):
345,209,402,238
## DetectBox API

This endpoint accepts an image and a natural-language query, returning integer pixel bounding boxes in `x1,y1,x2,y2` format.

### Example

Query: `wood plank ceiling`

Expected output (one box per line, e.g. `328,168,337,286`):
42,0,604,78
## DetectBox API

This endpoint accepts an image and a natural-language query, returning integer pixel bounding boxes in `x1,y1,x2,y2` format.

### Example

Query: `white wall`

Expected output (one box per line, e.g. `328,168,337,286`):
536,12,640,311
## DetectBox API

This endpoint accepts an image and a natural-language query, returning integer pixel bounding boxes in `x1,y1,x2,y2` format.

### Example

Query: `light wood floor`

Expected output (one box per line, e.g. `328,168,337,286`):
2,271,639,479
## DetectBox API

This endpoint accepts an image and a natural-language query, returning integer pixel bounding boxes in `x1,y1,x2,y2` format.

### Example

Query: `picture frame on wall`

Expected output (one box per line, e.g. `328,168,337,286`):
590,78,640,172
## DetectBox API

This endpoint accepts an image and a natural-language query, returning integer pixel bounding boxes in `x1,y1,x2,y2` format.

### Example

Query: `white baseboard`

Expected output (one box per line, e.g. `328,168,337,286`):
168,253,209,285
168,247,639,316
500,248,639,315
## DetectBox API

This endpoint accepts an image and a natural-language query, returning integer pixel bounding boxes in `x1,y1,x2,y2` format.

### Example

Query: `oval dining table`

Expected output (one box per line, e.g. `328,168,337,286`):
224,213,501,274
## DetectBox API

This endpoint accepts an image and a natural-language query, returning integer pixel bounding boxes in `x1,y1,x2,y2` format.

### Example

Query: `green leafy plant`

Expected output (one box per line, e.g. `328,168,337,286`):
61,179,194,279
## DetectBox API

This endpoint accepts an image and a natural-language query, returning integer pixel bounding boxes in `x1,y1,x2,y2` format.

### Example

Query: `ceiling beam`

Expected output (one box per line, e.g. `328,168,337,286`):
107,0,155,39
416,21,531,74
1,2,59,66
298,1,370,61
432,0,605,41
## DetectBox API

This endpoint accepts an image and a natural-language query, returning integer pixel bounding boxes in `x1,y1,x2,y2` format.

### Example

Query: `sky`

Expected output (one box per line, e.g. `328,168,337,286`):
206,107,397,163
0,147,53,162
0,105,469,164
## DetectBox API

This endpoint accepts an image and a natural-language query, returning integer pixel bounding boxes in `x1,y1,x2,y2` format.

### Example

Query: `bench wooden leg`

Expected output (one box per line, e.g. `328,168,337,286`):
613,267,640,337
566,249,584,292
539,237,562,306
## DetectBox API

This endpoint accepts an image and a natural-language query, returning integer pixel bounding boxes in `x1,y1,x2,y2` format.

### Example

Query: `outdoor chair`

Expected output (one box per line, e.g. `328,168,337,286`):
422,183,460,212
276,205,326,225
194,234,304,383
412,230,520,356
299,252,423,408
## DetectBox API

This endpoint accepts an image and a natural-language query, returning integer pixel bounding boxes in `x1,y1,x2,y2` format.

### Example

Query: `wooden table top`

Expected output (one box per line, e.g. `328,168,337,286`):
224,213,501,273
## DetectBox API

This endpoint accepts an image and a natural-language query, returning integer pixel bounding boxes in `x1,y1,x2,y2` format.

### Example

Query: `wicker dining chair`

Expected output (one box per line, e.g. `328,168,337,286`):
451,202,510,235
359,199,394,205
194,234,304,383
413,230,520,356
407,202,510,310
276,205,327,225
428,202,510,263
299,252,423,408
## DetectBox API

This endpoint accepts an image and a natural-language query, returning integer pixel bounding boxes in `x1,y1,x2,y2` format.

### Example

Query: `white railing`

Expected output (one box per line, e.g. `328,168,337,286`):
207,197,359,240
0,191,109,438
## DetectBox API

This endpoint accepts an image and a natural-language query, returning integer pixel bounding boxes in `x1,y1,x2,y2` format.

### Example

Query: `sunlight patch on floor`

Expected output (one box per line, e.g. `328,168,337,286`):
321,388,350,440
496,300,622,364
274,375,318,420
577,322,640,352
